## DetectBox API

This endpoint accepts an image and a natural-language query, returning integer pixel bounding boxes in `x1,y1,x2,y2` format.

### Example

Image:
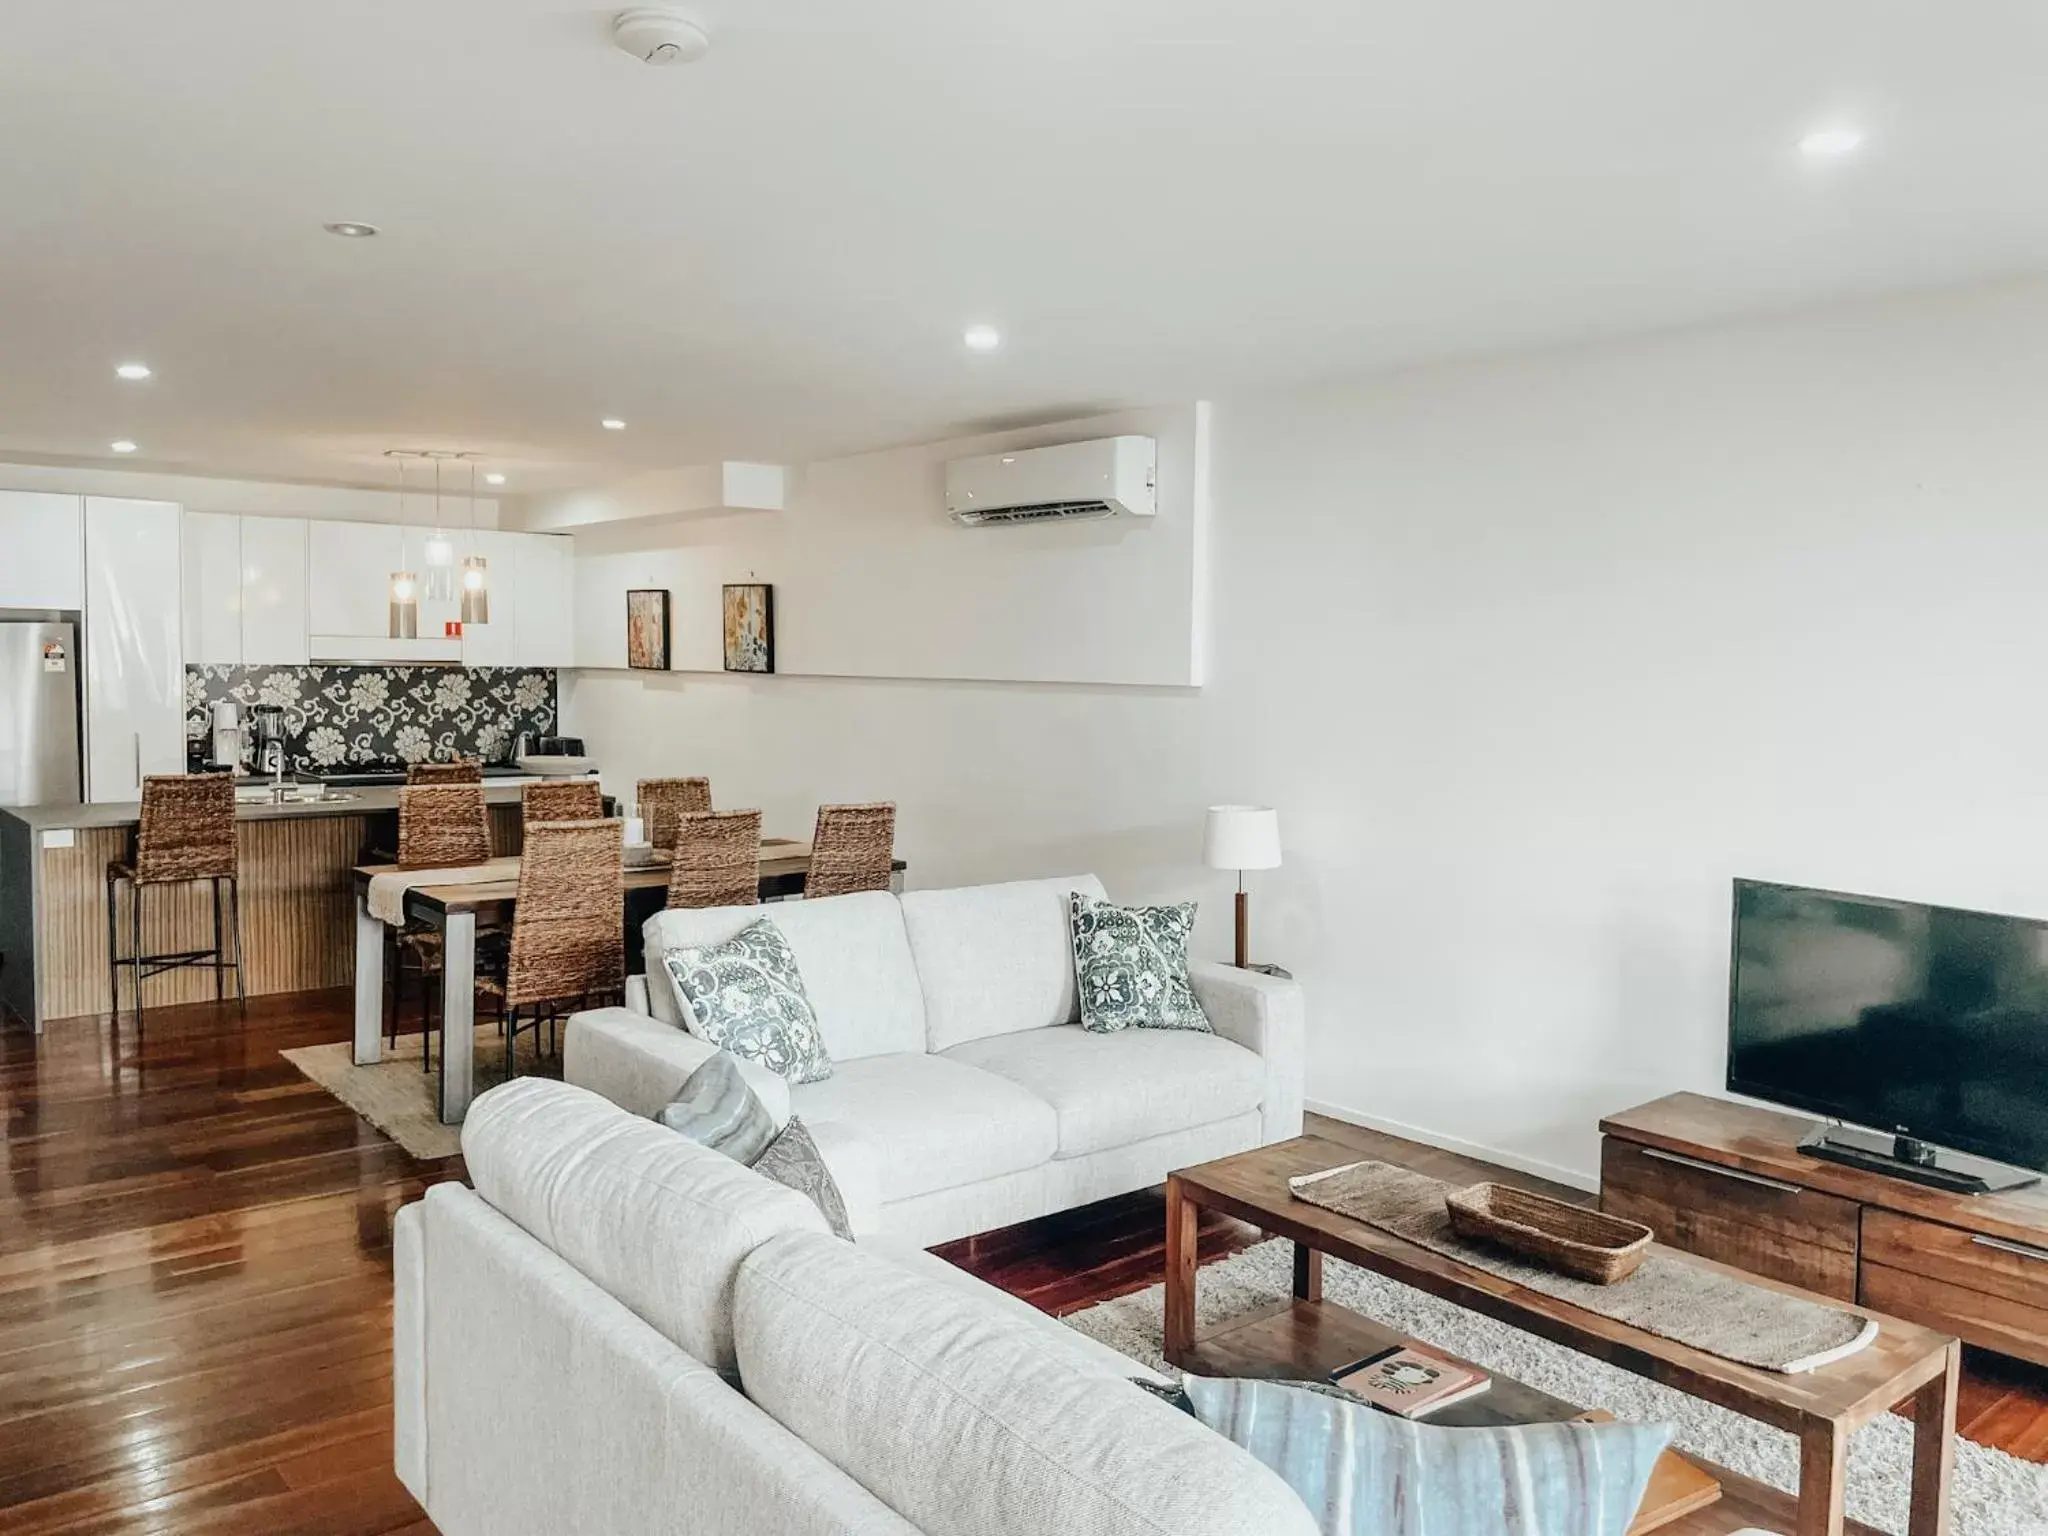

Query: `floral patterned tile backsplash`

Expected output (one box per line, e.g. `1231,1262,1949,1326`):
184,665,557,773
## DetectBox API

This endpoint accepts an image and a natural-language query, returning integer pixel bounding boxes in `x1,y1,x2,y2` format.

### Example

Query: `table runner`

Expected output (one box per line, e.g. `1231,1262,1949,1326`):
1289,1160,1877,1374
367,857,520,925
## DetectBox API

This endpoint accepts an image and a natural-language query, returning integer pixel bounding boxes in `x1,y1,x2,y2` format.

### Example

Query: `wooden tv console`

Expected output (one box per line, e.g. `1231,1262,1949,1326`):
1600,1092,2048,1368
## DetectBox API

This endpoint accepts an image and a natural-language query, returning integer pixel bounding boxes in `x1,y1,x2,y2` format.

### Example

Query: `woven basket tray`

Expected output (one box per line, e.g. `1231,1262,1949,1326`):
1444,1183,1653,1285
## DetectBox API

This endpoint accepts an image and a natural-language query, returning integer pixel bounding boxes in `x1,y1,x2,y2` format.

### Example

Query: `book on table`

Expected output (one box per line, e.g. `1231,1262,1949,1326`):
1329,1344,1492,1418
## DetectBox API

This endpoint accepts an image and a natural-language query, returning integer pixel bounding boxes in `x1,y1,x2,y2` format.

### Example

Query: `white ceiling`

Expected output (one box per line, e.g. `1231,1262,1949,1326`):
4,1,2048,492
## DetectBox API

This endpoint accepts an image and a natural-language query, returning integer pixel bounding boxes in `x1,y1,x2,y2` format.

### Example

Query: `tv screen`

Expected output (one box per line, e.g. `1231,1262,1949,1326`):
1727,879,2048,1173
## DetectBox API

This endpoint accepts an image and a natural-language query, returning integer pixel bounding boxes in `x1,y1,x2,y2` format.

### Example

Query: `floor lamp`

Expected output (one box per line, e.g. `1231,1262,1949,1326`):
1203,805,1281,969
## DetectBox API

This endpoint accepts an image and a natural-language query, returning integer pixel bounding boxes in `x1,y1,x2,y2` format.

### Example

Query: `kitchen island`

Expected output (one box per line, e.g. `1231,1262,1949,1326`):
0,782,563,1032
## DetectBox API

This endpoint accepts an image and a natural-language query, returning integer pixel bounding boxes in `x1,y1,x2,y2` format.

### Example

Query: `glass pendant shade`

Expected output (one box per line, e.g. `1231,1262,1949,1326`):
460,555,490,625
422,532,457,601
388,571,419,638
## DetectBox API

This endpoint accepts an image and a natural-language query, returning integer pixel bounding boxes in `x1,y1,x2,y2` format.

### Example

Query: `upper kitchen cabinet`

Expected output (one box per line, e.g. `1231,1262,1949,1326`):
306,519,459,663
84,499,185,802
181,512,243,663
183,514,311,666
459,530,576,669
239,516,310,665
0,491,85,610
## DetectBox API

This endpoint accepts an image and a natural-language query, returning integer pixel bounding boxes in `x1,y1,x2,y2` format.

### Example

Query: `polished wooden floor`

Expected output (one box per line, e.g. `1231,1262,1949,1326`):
4,992,2046,1533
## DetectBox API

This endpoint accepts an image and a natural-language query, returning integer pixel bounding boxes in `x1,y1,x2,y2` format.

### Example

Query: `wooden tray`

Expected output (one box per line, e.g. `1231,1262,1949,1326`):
1446,1183,1653,1284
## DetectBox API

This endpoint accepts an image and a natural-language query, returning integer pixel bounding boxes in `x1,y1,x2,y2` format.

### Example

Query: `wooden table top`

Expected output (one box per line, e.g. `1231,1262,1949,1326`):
1171,1135,1958,1435
352,838,820,911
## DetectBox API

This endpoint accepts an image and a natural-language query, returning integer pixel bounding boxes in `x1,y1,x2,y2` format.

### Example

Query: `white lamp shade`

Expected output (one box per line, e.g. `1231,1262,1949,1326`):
1204,805,1281,871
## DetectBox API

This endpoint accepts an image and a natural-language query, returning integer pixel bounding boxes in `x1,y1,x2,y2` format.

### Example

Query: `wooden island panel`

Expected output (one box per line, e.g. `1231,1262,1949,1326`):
34,804,523,1022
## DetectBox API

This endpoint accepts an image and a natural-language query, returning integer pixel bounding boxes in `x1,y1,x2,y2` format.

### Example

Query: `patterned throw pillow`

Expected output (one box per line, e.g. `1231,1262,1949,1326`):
662,918,834,1085
1183,1375,1670,1536
752,1116,854,1240
657,1051,778,1164
1068,892,1211,1034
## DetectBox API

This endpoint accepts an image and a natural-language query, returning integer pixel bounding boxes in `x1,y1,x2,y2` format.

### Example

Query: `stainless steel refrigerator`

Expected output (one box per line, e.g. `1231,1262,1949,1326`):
0,612,84,806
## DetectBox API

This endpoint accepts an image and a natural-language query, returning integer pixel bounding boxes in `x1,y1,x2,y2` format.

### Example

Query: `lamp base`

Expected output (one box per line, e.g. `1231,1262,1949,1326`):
1234,890,1249,969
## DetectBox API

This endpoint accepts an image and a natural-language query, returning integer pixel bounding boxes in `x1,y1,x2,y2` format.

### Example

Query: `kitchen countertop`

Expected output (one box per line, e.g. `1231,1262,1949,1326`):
0,776,596,833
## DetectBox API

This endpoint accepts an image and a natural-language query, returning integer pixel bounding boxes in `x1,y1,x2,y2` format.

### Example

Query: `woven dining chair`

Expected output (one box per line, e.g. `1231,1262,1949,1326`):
522,778,603,824
105,773,245,1033
804,802,896,898
665,809,764,909
638,777,711,851
407,758,483,785
482,818,625,1078
390,782,497,1068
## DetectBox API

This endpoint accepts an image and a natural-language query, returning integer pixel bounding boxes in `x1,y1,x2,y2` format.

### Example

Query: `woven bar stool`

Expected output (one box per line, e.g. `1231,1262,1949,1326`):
522,779,603,824
480,818,624,1077
665,809,763,909
389,783,498,1070
105,773,245,1033
407,758,483,785
637,776,710,851
804,802,896,898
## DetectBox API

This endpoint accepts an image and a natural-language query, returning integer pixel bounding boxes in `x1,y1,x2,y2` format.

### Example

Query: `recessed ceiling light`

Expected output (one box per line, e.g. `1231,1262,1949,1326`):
484,472,506,485
1799,127,1865,159
115,362,152,381
323,221,380,238
601,418,627,430
110,440,138,454
963,325,1002,352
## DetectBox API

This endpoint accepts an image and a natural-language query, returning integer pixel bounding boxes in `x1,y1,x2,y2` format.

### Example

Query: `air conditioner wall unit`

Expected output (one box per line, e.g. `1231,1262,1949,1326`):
945,435,1157,526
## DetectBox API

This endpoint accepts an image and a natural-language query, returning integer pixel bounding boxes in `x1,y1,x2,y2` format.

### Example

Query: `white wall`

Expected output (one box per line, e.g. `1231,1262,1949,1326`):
564,275,2048,1187
559,403,1206,688
0,460,497,524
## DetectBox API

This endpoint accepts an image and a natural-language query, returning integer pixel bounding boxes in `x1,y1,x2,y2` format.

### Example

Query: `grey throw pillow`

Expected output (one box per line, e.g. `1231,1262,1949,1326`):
1183,1375,1670,1536
657,1051,778,1164
661,917,833,1084
752,1116,854,1240
1069,892,1211,1034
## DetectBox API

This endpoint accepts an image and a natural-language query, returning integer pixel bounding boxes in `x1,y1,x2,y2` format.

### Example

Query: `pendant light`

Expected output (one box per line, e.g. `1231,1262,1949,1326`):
460,457,491,625
423,456,457,602
388,453,418,639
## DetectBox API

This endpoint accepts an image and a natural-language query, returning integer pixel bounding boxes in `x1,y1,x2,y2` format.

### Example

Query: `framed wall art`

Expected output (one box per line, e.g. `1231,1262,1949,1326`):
722,583,774,674
626,589,671,671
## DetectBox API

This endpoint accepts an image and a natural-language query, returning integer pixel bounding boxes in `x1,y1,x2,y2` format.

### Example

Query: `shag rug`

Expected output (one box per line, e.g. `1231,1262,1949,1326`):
1062,1239,2048,1536
283,1024,560,1160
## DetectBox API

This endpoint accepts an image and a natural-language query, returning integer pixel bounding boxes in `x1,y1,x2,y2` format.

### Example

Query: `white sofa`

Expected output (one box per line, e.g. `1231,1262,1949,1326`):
398,1077,1323,1535
562,874,1306,1248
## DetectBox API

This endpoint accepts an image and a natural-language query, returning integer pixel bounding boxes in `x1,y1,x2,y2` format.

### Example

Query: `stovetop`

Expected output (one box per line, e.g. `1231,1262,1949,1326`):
312,762,539,787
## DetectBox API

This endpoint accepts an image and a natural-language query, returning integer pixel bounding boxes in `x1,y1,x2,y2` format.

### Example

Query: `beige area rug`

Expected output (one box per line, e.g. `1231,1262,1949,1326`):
283,1025,561,1160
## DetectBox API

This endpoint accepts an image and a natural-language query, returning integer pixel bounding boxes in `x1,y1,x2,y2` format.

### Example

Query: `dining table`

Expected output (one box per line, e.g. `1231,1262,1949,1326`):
350,838,906,1124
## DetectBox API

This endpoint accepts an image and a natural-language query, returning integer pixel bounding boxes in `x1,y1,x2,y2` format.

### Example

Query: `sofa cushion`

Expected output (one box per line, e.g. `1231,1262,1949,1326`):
645,891,926,1062
1070,892,1211,1034
790,1053,1058,1201
1184,1375,1669,1536
944,1025,1265,1158
900,874,1107,1053
734,1232,1321,1536
663,917,834,1084
461,1077,828,1374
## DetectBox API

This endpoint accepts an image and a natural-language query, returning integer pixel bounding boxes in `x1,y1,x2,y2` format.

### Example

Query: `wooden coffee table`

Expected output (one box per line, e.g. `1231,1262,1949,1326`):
1165,1137,1962,1536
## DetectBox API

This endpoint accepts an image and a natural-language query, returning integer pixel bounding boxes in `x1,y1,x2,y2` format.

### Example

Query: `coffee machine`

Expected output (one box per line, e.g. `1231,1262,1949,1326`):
250,707,287,783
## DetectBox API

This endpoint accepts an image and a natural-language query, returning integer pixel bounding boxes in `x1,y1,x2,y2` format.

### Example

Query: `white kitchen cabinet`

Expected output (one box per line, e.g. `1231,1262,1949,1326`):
516,534,577,667
307,520,402,639
238,516,309,664
85,498,185,802
181,511,243,663
457,530,520,668
0,491,85,610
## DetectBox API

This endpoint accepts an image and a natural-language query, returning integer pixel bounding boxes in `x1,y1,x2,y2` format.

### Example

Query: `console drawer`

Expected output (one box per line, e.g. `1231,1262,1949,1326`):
1859,1209,2048,1365
1599,1136,1860,1300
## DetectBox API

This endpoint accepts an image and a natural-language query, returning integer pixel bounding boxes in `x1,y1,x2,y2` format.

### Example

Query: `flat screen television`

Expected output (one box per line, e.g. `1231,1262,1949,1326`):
1727,878,2048,1181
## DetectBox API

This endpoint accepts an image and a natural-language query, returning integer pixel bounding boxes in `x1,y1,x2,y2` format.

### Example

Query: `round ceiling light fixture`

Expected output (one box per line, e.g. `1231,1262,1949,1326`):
485,472,506,486
323,221,381,238
963,324,1002,352
115,361,152,381
1798,126,1864,159
601,418,627,430
613,7,711,65
110,440,138,454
